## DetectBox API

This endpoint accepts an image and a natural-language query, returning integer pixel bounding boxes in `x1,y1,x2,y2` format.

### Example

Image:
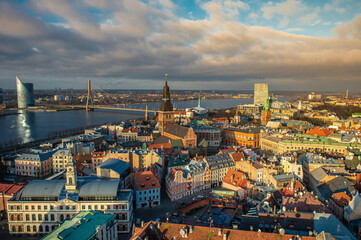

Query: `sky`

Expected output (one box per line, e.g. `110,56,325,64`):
0,0,360,91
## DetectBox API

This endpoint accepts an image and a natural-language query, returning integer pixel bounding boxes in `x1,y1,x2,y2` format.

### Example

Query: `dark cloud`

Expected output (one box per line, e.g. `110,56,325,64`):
0,0,360,91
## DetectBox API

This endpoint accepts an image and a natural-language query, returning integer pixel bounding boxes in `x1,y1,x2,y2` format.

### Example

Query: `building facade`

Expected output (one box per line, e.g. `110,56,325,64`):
254,83,268,105
52,149,73,173
204,153,235,187
158,81,174,134
223,128,260,148
16,76,35,108
7,161,134,235
165,159,211,201
135,171,161,208
192,125,221,149
15,151,55,178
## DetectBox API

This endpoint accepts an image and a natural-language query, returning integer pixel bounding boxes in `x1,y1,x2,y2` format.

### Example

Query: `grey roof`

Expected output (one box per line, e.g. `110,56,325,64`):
310,167,328,183
17,151,55,162
78,179,119,198
204,153,235,170
21,180,65,198
317,176,355,201
272,173,294,182
314,213,356,240
97,158,130,175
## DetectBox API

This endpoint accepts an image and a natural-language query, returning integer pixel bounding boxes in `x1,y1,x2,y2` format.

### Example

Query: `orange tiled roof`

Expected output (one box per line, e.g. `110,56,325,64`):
0,183,24,195
331,192,351,207
223,169,247,189
306,127,333,136
230,152,245,162
148,142,172,150
135,171,160,190
131,221,316,240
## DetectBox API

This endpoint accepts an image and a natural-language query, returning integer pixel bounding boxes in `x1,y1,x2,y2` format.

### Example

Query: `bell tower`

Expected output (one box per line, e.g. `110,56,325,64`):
65,160,77,191
158,75,174,134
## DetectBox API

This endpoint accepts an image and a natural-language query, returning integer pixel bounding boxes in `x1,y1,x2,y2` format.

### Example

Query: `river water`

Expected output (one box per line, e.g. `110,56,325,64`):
0,97,289,144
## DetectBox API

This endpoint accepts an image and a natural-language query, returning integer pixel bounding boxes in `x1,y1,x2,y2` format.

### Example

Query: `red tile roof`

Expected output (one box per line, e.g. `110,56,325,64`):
306,127,333,136
135,171,160,190
131,221,316,240
230,152,245,162
282,192,331,213
331,192,351,207
223,169,247,189
0,183,24,195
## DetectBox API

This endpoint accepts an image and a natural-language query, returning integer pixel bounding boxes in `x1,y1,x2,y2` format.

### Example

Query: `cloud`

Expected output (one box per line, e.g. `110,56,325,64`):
324,0,346,14
335,16,361,39
262,0,305,27
0,0,360,91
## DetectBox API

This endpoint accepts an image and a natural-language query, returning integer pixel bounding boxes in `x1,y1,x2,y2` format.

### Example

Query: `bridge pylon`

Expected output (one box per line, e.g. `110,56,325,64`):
86,80,94,111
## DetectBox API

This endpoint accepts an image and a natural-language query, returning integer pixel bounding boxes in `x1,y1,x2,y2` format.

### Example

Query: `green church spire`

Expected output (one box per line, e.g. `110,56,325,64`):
198,96,201,108
263,80,270,111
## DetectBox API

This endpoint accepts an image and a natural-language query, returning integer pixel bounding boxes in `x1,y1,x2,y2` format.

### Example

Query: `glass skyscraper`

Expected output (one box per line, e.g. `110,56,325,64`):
16,76,35,108
0,88,3,104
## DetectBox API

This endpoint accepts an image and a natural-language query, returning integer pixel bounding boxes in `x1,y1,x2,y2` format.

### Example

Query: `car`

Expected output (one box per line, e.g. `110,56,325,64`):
197,194,204,199
192,197,198,201
136,218,141,225
172,211,179,217
155,218,160,222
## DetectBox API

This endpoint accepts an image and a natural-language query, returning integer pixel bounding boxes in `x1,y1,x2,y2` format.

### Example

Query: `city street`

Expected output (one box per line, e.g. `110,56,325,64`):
134,186,213,223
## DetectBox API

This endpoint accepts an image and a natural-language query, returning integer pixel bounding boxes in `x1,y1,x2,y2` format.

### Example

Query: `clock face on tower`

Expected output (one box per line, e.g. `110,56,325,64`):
69,168,73,172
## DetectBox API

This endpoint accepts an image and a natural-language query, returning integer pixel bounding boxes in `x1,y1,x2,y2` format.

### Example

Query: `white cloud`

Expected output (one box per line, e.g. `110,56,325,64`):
262,0,305,27
324,0,346,14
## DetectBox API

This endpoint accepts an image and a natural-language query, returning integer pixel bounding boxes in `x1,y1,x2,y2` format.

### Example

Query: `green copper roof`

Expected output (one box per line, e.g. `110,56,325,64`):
41,211,116,240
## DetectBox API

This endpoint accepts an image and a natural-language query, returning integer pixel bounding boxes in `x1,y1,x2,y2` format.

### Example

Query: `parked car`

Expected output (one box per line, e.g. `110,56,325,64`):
192,197,198,201
197,194,204,199
172,211,179,217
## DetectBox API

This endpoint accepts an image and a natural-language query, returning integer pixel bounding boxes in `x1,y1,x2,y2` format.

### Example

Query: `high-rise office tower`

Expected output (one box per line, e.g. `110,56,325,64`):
0,88,3,104
261,82,271,126
16,76,35,108
254,83,268,105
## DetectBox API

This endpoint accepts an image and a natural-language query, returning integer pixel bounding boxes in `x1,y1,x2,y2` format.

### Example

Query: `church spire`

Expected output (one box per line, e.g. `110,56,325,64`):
198,96,201,108
159,75,173,112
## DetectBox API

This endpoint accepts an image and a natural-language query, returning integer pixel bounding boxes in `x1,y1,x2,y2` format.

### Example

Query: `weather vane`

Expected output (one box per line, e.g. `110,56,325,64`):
165,73,168,81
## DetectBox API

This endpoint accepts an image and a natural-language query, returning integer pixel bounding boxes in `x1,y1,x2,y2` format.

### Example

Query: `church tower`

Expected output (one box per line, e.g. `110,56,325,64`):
158,79,174,134
65,160,77,191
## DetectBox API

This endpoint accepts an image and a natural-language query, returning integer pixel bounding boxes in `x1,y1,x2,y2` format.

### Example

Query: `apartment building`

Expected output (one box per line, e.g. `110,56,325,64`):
15,151,55,178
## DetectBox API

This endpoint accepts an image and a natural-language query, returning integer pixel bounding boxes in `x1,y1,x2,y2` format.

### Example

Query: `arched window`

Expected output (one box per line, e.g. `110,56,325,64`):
51,214,54,221
68,177,73,185
26,214,30,221
60,214,64,221
45,225,49,232
27,226,30,232
18,226,22,232
33,225,37,232
44,214,48,221
32,214,36,221
17,215,21,221
52,225,56,230
66,214,70,220
10,215,14,221
38,214,42,221
11,226,16,232
39,225,43,232
122,225,126,231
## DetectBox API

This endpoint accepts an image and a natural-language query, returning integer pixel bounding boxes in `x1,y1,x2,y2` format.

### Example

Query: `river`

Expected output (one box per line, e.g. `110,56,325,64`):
0,97,289,144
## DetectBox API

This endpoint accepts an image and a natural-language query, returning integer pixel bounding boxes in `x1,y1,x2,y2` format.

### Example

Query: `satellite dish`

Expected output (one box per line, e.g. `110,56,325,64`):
279,228,285,235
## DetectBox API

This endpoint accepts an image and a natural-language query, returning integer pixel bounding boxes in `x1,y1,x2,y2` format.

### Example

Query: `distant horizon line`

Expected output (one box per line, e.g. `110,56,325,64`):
0,88,354,94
